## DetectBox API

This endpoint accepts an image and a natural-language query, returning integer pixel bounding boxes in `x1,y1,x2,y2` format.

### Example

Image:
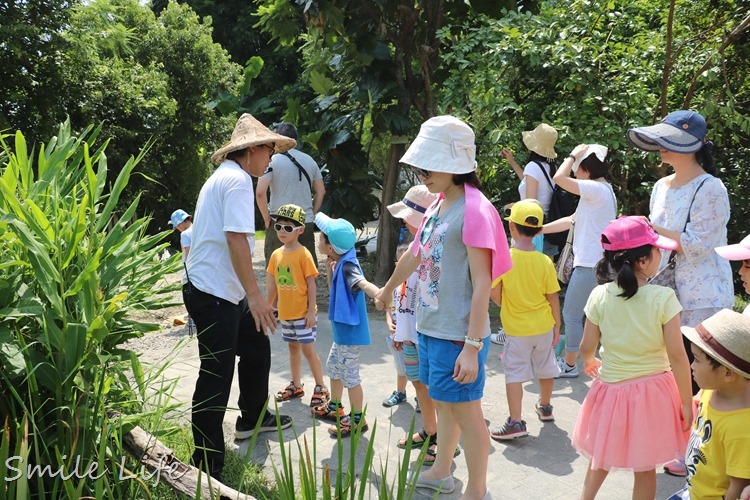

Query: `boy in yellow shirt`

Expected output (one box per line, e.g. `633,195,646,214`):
489,200,561,440
266,204,328,408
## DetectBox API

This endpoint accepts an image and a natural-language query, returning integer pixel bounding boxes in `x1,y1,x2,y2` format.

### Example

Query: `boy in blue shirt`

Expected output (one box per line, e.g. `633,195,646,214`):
312,213,379,437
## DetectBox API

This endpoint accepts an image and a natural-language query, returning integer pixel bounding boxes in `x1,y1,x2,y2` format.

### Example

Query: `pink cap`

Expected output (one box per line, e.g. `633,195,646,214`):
601,216,678,252
715,235,750,261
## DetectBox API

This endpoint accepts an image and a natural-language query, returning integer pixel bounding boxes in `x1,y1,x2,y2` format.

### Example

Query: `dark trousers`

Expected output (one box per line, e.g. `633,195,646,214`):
264,221,318,265
182,282,270,472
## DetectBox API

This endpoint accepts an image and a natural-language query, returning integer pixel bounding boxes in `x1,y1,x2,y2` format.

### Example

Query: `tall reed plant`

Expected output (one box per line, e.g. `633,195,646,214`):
0,121,181,497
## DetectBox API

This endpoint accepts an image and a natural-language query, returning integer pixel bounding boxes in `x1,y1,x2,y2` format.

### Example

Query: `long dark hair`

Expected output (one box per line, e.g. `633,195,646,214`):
528,151,558,175
695,143,717,176
595,241,654,299
453,171,482,189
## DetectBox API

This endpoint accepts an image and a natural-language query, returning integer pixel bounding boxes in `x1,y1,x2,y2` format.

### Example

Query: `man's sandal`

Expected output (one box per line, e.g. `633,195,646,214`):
309,385,329,407
275,381,304,402
423,444,461,466
397,428,437,449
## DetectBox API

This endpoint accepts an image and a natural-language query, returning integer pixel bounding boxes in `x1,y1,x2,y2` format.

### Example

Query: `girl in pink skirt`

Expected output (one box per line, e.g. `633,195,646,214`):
572,217,693,500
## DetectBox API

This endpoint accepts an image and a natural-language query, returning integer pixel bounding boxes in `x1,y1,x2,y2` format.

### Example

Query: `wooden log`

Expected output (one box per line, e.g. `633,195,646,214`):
107,410,255,499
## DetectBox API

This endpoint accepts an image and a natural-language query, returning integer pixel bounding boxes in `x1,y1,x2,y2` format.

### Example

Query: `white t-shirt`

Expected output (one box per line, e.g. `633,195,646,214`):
518,161,554,212
573,179,617,268
744,303,750,316
392,272,418,344
186,161,256,304
179,225,193,284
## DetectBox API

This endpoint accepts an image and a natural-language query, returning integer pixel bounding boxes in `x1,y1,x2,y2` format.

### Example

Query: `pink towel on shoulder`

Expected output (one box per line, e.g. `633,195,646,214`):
411,184,512,283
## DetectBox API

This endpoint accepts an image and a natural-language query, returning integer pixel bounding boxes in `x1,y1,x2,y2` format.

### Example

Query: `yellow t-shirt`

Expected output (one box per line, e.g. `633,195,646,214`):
267,246,318,320
686,390,750,499
584,283,682,383
497,248,560,336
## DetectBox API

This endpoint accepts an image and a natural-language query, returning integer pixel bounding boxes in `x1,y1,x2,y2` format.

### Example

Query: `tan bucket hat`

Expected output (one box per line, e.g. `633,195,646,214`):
387,185,438,228
522,123,558,159
211,114,297,165
681,309,750,378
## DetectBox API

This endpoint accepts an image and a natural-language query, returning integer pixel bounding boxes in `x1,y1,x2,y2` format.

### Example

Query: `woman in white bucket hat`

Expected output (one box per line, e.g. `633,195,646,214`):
376,116,512,499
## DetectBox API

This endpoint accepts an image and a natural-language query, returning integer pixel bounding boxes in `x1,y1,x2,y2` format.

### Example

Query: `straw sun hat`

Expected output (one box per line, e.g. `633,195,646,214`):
522,123,558,159
682,309,750,379
211,114,297,165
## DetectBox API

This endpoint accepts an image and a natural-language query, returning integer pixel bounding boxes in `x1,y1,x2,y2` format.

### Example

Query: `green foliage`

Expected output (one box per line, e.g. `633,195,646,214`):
439,0,750,264
0,121,181,496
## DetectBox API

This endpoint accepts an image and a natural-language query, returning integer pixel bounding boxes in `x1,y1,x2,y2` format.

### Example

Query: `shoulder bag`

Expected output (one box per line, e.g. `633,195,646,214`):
555,216,575,284
648,176,710,289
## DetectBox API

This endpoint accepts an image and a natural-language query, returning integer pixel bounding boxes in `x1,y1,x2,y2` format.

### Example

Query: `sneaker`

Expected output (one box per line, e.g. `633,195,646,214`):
490,417,528,441
490,328,506,346
554,357,579,378
312,402,346,422
235,412,292,439
382,390,407,407
663,458,687,477
414,397,421,413
328,414,369,437
534,400,555,422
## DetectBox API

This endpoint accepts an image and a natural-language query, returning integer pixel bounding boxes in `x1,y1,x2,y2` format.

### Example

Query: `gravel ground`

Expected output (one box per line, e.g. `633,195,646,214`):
125,238,332,365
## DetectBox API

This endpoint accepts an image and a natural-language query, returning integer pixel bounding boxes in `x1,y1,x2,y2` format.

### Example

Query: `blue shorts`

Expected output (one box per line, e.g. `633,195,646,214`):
418,332,489,403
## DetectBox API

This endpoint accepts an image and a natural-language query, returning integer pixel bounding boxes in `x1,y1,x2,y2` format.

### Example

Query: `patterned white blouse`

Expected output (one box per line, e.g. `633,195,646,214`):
649,173,734,313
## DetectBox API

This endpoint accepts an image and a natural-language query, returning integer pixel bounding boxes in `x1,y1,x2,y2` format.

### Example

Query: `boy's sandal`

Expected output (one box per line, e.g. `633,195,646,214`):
397,428,437,449
309,385,329,407
275,381,304,402
422,444,461,466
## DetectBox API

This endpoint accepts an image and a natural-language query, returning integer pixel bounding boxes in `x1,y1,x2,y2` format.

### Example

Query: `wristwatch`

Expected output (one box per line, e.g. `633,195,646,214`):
464,336,484,351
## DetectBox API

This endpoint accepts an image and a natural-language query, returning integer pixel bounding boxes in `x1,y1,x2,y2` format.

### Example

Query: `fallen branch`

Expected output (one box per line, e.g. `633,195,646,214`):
107,410,255,499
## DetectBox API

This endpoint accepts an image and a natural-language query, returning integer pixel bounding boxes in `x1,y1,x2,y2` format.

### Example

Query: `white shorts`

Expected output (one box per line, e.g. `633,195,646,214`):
502,330,559,383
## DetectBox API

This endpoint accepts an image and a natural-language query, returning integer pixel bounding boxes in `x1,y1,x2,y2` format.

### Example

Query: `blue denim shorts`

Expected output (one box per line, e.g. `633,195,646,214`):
418,333,489,403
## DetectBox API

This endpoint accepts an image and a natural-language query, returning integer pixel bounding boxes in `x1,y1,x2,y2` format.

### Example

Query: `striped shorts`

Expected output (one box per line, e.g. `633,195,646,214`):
280,317,317,344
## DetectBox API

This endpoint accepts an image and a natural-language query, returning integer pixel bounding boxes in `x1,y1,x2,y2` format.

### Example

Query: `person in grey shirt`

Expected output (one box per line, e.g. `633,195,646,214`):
256,122,325,265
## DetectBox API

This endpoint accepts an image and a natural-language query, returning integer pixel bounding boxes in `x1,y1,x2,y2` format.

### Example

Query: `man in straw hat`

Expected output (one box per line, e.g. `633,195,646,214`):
184,113,296,479
667,309,750,500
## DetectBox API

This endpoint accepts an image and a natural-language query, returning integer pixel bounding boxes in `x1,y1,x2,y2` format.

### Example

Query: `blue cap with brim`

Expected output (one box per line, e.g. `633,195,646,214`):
169,209,192,227
315,213,356,254
626,110,707,154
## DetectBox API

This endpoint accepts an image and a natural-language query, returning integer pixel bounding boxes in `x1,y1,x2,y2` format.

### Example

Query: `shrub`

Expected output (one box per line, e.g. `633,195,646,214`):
0,120,181,497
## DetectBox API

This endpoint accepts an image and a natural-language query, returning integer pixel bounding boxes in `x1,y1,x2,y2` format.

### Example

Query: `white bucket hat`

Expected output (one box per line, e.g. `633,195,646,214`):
522,123,558,159
400,116,477,174
211,114,296,165
387,185,438,228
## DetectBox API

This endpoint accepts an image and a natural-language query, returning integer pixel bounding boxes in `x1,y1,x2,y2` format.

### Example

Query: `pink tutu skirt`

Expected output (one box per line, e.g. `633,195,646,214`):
572,371,687,472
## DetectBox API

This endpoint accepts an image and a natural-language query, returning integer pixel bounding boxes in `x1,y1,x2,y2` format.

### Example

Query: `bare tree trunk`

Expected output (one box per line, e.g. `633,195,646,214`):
374,143,406,285
657,0,676,121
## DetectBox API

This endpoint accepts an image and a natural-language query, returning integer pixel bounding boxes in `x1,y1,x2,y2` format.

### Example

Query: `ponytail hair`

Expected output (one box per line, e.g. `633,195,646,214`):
695,142,717,176
595,239,654,299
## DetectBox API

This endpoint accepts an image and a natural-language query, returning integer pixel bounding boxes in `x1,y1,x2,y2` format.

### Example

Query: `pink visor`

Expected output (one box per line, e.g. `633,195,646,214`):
715,235,750,261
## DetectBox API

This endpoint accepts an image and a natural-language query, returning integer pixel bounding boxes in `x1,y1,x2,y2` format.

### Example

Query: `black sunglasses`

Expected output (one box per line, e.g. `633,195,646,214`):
409,166,432,179
262,144,276,155
274,222,300,233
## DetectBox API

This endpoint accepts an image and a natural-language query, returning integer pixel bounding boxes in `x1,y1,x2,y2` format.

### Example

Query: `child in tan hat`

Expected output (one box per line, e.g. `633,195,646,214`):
667,309,750,500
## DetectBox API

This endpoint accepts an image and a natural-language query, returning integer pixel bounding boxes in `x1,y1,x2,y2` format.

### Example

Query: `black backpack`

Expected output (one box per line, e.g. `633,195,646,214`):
536,161,576,247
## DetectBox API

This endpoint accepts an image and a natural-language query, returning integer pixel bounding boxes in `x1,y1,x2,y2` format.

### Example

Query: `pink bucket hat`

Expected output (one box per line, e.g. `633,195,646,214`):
387,185,438,228
714,235,750,261
601,216,678,252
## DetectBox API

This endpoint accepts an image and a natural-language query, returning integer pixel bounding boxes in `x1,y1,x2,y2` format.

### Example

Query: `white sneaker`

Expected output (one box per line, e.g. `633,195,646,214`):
490,329,506,345
554,357,579,378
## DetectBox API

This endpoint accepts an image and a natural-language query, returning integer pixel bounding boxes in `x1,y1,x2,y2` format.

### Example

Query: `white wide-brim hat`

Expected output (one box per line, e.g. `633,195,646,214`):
211,113,296,165
387,185,438,228
681,309,750,379
400,116,477,175
522,123,558,159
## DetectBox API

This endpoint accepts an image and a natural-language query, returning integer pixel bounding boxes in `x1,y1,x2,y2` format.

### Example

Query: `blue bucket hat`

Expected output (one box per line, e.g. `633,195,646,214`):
168,209,192,227
626,110,708,154
315,213,356,254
